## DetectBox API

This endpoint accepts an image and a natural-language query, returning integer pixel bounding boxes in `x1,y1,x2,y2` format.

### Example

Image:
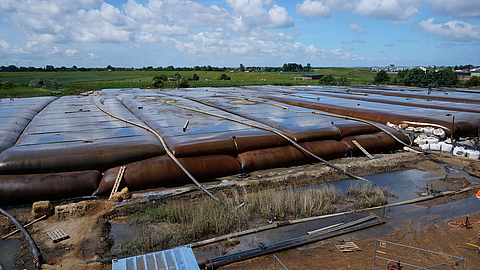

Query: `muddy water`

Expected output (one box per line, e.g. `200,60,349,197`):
192,169,480,259
0,239,21,270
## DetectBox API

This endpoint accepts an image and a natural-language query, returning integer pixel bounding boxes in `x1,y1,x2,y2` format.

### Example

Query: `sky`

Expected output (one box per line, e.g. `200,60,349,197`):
0,0,479,68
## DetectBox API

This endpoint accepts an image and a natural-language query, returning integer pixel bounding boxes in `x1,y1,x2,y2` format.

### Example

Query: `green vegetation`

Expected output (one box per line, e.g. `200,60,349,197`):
374,70,390,85
118,184,388,256
465,76,480,87
0,68,379,98
346,183,388,208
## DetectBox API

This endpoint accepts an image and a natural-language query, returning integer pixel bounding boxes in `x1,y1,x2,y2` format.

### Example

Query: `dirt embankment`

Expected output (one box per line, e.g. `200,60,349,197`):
2,151,480,269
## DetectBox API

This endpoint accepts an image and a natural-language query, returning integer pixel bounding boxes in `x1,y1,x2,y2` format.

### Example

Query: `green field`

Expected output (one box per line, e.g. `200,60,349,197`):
0,68,377,98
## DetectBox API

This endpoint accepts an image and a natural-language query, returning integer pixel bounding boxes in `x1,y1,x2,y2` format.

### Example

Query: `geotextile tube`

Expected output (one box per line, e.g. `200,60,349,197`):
0,97,57,154
341,131,409,155
0,95,165,174
0,170,101,206
97,155,242,194
293,88,480,114
238,140,349,172
264,95,480,136
0,207,44,269
347,87,480,105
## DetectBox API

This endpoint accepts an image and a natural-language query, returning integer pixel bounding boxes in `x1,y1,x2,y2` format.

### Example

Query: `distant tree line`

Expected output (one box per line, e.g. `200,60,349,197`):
0,63,314,73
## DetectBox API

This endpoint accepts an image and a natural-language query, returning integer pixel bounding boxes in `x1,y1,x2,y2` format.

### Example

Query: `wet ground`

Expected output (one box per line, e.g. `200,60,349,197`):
190,168,480,262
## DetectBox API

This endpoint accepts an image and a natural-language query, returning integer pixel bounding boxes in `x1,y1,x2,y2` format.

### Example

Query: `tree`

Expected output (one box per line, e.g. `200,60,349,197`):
176,77,189,88
321,74,335,85
305,63,312,72
465,76,480,87
402,68,426,86
218,73,231,80
107,65,113,70
240,63,245,72
374,70,390,85
192,74,200,81
152,74,167,88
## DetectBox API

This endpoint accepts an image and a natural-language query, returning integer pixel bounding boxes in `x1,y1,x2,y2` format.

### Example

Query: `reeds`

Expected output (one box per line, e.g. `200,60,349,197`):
346,182,388,208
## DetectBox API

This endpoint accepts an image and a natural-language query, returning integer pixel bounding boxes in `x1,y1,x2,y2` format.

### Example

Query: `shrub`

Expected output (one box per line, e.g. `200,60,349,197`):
465,76,480,87
218,73,231,80
152,74,167,88
28,78,61,89
1,81,17,89
176,77,189,88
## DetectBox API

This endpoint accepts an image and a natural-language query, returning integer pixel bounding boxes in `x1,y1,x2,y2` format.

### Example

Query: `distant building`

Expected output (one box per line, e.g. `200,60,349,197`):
472,71,480,77
302,74,324,80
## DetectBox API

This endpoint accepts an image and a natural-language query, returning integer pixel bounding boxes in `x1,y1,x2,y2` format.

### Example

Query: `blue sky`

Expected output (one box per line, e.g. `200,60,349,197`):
0,0,479,68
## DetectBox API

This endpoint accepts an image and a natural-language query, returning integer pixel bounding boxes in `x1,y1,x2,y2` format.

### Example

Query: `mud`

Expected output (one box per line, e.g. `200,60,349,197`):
1,151,480,269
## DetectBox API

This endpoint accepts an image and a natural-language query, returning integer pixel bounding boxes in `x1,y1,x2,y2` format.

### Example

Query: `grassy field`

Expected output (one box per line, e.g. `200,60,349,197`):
0,68,377,98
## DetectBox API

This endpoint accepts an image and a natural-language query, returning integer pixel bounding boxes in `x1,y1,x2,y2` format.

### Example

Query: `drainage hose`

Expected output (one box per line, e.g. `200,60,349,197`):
161,98,371,183
90,97,219,201
0,207,44,269
244,96,457,159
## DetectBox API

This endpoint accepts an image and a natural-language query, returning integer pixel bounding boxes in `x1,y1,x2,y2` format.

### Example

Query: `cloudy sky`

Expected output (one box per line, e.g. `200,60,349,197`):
0,0,479,68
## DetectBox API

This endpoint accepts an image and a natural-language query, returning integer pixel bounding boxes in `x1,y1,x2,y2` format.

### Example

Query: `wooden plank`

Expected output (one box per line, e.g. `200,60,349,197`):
335,241,361,252
352,140,374,159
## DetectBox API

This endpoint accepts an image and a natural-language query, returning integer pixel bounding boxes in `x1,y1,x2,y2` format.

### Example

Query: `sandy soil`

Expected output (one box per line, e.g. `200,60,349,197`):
2,151,480,270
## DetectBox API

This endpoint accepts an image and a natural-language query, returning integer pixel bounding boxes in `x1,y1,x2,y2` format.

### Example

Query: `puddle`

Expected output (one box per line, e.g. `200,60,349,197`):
0,239,21,270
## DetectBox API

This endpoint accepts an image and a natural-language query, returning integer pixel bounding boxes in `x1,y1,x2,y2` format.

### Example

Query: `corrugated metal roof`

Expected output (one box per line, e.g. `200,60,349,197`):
112,246,200,270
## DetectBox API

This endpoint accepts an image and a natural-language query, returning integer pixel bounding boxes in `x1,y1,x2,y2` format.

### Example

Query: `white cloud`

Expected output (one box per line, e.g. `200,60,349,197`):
419,18,480,42
0,40,26,54
348,23,365,33
226,0,294,31
296,0,331,18
343,46,354,50
353,0,418,23
426,0,480,18
296,0,419,23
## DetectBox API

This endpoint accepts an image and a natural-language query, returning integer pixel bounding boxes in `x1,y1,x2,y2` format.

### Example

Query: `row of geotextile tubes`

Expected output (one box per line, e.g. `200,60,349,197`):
6,85,477,205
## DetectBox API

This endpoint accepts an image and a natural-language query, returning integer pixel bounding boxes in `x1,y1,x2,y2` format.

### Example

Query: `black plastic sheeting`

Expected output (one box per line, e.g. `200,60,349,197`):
0,170,101,206
0,97,56,154
0,95,165,174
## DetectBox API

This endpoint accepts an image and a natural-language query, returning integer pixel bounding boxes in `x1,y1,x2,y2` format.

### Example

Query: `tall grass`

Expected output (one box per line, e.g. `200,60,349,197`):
346,182,388,208
121,184,387,256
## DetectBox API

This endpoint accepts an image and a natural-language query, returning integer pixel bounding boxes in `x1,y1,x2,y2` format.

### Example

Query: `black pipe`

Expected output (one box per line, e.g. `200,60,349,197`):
198,216,384,269
0,207,44,269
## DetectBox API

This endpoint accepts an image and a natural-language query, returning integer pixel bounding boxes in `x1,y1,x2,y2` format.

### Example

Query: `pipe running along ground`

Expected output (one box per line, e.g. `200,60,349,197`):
0,207,44,269
159,95,372,183
90,97,219,201
240,95,457,159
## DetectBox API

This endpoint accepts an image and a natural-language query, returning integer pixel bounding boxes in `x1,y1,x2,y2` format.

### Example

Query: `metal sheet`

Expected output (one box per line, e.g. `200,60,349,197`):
112,246,200,270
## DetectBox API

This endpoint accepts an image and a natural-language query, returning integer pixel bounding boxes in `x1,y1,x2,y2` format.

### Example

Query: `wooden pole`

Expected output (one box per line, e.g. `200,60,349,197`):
1,215,47,240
